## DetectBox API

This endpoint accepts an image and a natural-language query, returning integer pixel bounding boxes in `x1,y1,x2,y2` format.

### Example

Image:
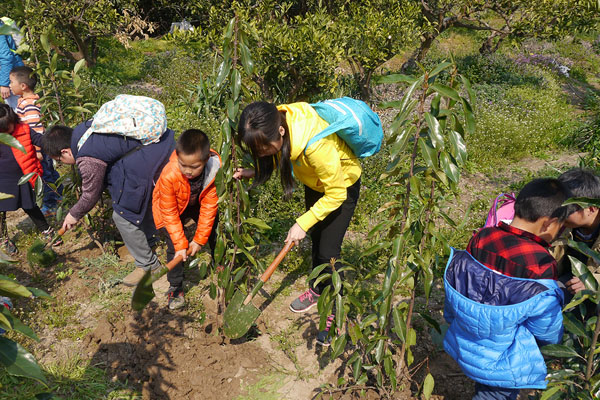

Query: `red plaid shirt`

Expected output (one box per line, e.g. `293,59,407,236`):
467,222,557,280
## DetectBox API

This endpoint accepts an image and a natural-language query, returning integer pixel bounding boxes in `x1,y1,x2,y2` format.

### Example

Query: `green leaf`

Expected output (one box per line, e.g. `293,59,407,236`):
0,278,32,298
0,133,25,153
540,386,563,400
461,98,475,135
352,356,362,382
419,312,441,333
430,83,460,101
423,373,434,400
215,60,231,88
348,323,363,345
373,74,416,85
0,307,39,341
428,61,453,79
307,263,329,283
362,242,387,257
418,138,437,170
360,314,378,330
26,287,51,299
0,193,14,200
240,42,254,75
242,218,271,230
459,75,475,105
424,112,444,150
567,240,600,266
440,152,459,183
563,197,600,208
17,172,36,186
568,256,599,291
73,58,86,74
448,130,467,165
331,271,341,295
230,69,241,100
224,18,235,39
0,336,47,384
541,344,583,359
374,339,385,364
66,106,91,114
331,334,347,359
562,311,588,338
40,33,50,53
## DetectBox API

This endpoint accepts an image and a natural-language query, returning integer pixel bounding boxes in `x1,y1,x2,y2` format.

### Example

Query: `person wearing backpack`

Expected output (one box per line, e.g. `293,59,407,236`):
41,119,175,287
234,100,381,345
0,20,24,110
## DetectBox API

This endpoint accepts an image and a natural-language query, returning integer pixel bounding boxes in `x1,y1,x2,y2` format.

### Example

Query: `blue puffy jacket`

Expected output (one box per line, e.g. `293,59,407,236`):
443,248,564,389
0,27,23,87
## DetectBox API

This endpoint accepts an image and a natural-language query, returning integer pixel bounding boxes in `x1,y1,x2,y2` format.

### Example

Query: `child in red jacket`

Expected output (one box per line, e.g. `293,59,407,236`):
152,129,221,310
0,104,58,256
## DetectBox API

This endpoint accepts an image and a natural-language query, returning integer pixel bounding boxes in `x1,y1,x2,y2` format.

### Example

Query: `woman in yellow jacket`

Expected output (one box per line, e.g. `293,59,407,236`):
234,101,361,346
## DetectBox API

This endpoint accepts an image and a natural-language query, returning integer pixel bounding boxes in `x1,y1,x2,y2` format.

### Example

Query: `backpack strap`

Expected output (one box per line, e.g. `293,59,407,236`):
304,100,359,156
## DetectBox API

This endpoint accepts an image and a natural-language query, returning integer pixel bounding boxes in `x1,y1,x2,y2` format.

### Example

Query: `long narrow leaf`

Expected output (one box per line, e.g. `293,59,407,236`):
568,256,599,291
0,133,25,153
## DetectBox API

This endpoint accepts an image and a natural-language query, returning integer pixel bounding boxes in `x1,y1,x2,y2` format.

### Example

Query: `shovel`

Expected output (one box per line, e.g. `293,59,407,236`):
223,241,294,339
131,248,192,311
26,227,65,267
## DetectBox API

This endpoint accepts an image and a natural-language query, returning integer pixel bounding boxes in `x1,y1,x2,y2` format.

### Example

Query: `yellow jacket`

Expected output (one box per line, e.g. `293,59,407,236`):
278,102,362,231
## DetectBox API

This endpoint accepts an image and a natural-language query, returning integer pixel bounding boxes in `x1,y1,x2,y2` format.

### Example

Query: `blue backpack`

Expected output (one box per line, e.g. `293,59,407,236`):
307,97,383,158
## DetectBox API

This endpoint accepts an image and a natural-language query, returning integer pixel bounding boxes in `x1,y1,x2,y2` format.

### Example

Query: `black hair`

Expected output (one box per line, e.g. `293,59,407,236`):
514,178,574,222
175,129,210,161
41,125,73,157
237,101,294,199
0,104,19,132
10,66,37,91
558,168,600,200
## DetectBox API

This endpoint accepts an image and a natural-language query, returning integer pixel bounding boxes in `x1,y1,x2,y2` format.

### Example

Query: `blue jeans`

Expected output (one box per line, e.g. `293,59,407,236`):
472,383,519,400
41,155,62,208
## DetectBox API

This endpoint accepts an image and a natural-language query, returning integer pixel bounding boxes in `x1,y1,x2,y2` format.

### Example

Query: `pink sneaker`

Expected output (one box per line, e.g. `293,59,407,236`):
289,288,320,313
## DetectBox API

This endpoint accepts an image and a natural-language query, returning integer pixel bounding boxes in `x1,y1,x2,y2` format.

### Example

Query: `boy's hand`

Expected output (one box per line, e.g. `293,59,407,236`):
61,213,78,231
285,223,306,246
0,86,10,99
189,241,202,257
233,168,255,180
566,276,585,294
175,249,188,262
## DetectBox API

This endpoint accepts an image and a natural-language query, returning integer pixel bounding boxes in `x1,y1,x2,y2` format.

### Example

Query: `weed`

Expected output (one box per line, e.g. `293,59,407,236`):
271,320,313,380
235,373,288,400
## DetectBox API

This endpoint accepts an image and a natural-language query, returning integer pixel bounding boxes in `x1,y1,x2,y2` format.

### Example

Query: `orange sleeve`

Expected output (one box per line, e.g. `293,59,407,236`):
156,173,188,252
193,182,218,246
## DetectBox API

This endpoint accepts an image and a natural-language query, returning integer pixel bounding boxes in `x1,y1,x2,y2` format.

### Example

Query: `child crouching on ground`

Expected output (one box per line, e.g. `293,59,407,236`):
152,129,221,310
443,178,572,400
0,104,59,255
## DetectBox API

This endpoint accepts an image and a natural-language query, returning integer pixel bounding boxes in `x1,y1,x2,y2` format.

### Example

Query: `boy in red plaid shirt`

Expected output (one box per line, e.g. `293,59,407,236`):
468,178,574,280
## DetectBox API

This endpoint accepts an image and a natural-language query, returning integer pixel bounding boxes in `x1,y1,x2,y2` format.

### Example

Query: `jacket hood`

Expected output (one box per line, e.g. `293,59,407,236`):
277,103,327,161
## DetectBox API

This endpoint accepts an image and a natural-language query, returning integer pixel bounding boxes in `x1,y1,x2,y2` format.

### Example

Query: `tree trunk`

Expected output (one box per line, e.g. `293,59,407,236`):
401,33,437,72
479,31,504,55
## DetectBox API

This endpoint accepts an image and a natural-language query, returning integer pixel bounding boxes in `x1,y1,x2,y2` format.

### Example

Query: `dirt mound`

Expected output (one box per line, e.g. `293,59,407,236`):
83,306,268,400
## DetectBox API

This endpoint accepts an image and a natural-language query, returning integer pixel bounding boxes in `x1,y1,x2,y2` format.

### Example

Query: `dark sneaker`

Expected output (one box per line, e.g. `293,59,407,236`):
42,227,63,247
167,287,185,310
289,288,320,313
316,314,336,347
0,238,18,256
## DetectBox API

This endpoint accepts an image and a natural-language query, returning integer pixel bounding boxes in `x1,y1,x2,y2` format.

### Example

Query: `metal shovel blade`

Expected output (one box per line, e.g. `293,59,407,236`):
131,270,155,311
223,290,261,339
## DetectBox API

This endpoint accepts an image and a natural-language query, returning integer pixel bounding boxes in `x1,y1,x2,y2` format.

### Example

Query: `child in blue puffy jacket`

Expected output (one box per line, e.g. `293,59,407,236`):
444,178,572,400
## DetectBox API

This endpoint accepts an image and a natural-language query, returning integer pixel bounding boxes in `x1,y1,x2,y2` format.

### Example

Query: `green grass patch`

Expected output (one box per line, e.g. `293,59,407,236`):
0,356,140,400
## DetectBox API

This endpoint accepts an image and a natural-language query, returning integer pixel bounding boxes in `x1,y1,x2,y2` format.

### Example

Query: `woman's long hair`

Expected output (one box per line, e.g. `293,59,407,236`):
237,102,294,199
0,104,19,133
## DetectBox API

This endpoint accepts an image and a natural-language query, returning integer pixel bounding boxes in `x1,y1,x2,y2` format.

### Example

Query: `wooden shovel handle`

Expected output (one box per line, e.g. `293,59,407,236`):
165,247,194,272
260,241,295,283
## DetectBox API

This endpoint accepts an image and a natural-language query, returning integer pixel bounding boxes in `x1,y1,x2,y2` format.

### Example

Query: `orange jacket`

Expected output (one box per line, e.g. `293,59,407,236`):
152,150,221,251
11,123,42,188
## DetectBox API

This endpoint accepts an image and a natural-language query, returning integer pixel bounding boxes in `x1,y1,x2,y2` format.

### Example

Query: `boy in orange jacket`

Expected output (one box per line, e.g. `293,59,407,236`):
153,129,221,309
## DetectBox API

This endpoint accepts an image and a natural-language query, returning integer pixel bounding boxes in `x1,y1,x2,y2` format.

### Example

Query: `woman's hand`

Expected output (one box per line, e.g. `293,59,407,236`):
233,168,255,180
285,223,306,246
0,86,10,99
61,213,78,231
